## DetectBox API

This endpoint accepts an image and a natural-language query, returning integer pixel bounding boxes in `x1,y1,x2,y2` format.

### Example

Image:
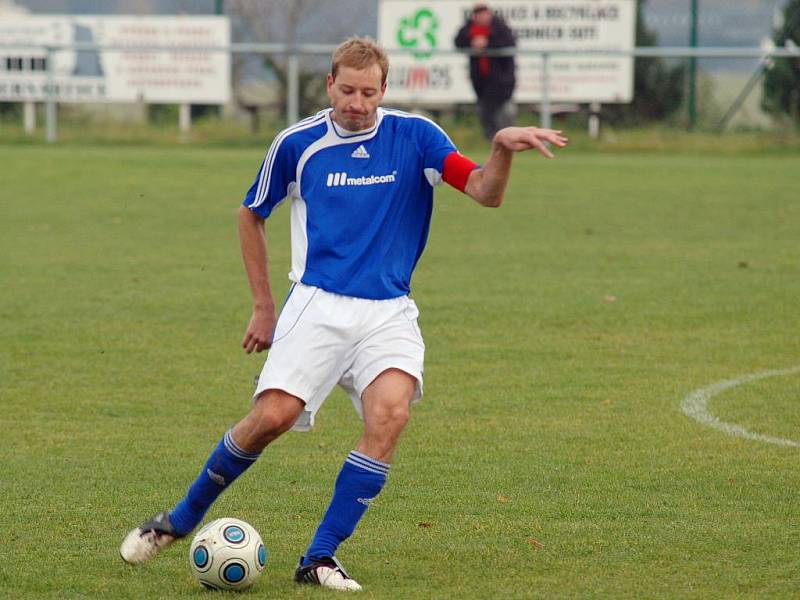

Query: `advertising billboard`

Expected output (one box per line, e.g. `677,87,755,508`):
379,0,635,104
0,15,230,103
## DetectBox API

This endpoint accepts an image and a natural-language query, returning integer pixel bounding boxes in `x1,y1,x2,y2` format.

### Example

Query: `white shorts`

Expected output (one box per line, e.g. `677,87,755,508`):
253,283,425,432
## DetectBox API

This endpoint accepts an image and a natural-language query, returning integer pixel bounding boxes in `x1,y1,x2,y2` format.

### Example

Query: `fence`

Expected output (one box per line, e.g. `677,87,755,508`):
2,42,799,142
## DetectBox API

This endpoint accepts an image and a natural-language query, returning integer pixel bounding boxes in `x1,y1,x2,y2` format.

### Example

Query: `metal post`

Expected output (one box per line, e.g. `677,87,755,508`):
45,46,57,143
717,57,769,131
588,102,601,139
287,51,299,126
688,0,699,131
179,103,192,133
540,51,551,129
23,101,36,134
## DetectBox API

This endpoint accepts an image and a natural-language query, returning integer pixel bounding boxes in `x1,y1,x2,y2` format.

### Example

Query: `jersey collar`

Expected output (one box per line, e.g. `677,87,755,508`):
327,108,384,139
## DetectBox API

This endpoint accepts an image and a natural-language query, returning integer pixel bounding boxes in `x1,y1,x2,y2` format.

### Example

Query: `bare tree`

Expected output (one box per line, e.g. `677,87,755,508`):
227,0,374,124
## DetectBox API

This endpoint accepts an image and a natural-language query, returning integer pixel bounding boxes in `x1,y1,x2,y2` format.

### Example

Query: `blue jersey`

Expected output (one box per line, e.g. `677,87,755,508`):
243,107,457,300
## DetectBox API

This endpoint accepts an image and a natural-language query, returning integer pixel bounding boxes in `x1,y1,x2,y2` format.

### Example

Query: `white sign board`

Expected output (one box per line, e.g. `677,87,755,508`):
378,0,635,104
0,16,230,103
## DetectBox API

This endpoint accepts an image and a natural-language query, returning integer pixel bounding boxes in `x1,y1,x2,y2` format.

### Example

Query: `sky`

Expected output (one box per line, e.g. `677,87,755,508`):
2,0,790,48
645,0,785,46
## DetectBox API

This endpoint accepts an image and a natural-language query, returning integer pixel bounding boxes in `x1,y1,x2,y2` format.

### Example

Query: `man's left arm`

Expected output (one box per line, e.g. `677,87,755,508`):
490,19,516,48
462,127,567,207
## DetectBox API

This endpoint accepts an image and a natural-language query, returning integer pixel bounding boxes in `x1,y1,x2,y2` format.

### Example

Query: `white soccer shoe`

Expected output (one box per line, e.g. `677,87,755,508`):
119,511,180,565
294,556,363,591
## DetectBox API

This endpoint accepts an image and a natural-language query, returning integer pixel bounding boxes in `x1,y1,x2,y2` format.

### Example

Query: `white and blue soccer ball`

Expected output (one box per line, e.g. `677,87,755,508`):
189,517,266,591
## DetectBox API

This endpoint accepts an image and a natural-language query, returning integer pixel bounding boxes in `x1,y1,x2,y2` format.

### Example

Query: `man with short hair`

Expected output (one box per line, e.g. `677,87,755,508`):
120,36,566,592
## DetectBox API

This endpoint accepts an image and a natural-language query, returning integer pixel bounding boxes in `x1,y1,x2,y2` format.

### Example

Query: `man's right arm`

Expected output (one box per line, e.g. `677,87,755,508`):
238,205,276,353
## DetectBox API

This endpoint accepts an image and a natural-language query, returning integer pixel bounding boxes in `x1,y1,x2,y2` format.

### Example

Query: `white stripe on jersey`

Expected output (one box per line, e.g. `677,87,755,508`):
286,109,387,282
289,195,309,286
381,107,457,148
294,110,385,199
249,111,328,209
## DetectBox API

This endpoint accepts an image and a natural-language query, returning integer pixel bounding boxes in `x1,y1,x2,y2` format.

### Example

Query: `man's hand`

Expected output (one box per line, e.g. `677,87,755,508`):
463,126,568,207
494,126,568,158
471,35,488,50
242,306,276,353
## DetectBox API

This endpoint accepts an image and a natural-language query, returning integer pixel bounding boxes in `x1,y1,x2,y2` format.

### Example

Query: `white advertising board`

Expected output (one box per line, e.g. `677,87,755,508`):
378,0,635,104
0,15,230,103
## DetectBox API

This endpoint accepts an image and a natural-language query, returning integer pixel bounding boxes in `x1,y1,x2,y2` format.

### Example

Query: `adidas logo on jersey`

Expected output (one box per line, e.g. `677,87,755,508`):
351,144,370,159
326,171,397,187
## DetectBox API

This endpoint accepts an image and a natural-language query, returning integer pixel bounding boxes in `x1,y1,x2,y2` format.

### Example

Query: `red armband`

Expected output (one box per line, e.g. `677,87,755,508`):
442,151,479,193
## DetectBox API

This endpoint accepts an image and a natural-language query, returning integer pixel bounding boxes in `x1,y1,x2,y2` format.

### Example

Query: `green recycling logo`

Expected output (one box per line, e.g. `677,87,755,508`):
396,7,439,59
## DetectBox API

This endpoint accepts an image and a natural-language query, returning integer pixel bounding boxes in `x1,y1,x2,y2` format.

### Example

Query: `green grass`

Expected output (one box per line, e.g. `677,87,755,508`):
3,112,800,153
1,142,799,599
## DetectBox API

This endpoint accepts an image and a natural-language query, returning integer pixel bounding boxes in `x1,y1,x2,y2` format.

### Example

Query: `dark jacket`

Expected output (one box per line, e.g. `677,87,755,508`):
454,15,516,103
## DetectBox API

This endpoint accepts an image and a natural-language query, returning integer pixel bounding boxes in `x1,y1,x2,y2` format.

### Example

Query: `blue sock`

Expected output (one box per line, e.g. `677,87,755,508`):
169,429,260,536
302,451,389,565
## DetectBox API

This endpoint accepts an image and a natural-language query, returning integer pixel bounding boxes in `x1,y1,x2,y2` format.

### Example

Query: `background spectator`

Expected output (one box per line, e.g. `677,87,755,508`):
455,3,517,140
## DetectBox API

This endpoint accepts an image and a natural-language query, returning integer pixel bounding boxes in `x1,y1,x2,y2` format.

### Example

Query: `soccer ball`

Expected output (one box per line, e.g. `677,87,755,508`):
188,518,267,591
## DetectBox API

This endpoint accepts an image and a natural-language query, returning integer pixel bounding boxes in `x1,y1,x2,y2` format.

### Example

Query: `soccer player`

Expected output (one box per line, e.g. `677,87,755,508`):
120,36,567,591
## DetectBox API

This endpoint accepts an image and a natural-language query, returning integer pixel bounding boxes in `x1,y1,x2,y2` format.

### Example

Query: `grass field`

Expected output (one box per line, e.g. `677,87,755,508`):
1,141,799,599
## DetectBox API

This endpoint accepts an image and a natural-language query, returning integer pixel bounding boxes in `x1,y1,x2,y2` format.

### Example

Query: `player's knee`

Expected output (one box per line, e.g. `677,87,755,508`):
392,402,410,428
256,408,296,436
376,401,410,432
251,393,301,438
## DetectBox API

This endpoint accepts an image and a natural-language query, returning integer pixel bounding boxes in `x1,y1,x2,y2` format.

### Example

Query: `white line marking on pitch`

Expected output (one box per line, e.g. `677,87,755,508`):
681,366,800,448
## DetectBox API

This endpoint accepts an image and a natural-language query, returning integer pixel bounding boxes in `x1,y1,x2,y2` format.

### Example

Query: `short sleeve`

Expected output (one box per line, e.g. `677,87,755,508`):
416,118,458,187
242,134,297,219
